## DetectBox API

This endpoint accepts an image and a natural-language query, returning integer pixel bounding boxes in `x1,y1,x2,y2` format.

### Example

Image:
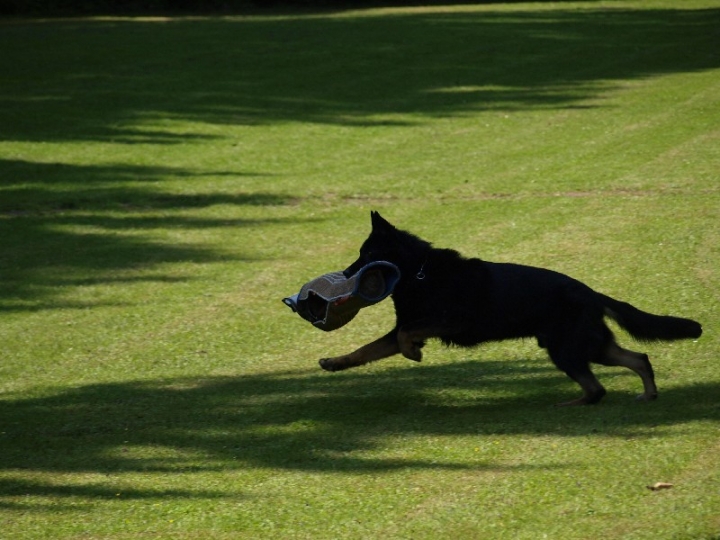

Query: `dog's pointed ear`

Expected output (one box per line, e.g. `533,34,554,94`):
370,211,394,233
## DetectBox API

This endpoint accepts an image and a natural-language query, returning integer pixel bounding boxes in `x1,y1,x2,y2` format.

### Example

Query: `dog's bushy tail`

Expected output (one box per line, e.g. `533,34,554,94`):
599,293,702,341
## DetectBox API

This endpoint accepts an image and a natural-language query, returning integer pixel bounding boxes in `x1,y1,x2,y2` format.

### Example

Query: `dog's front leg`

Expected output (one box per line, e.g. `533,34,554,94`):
397,319,458,361
319,330,400,372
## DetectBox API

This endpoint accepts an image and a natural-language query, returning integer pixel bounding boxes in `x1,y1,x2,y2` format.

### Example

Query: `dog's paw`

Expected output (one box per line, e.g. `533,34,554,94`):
400,345,423,362
397,333,423,362
319,357,347,372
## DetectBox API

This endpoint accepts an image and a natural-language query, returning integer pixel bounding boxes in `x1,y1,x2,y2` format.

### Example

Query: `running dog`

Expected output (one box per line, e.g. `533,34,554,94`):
319,211,702,405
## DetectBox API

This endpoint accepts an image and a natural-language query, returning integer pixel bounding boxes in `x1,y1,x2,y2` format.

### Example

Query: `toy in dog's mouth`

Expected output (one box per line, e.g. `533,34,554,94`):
282,261,401,331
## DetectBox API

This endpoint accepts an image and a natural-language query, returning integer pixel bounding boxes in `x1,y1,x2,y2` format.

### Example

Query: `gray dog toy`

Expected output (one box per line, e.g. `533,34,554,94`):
283,261,401,331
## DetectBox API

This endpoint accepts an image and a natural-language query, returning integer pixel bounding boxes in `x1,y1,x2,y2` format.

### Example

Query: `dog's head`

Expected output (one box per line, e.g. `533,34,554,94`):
343,211,404,277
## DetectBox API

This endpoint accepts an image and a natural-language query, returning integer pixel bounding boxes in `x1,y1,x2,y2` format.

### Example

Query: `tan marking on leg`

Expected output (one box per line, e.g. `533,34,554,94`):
598,341,657,401
556,371,607,406
319,331,400,372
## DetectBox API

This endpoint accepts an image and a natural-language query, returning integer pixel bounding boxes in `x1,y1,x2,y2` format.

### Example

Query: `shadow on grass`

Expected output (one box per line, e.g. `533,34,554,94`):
1,359,717,504
1,6,719,142
0,158,299,311
0,159,284,210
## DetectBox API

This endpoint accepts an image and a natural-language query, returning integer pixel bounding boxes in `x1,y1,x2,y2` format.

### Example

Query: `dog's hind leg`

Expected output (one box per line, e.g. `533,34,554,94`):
596,341,657,401
554,365,607,406
319,330,400,372
547,336,607,406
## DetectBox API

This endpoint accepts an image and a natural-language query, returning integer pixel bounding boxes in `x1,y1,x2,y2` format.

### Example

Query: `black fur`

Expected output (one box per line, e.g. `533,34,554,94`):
319,211,702,405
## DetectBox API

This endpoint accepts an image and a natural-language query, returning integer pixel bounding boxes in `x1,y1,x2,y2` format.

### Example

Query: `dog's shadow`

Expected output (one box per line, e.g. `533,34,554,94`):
2,359,717,491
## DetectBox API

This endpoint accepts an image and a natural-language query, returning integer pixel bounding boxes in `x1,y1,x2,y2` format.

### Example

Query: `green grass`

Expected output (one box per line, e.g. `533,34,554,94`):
1,1,719,538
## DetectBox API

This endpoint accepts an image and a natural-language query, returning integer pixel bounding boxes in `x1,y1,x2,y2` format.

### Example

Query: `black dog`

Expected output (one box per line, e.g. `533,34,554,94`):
319,211,702,405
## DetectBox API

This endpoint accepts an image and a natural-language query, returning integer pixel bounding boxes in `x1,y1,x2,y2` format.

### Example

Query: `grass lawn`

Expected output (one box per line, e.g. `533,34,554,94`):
1,1,719,538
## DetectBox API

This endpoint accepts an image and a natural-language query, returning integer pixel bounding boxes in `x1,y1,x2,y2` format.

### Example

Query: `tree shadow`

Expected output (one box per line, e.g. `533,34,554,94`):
1,359,718,504
0,158,300,311
0,159,282,213
1,6,718,143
